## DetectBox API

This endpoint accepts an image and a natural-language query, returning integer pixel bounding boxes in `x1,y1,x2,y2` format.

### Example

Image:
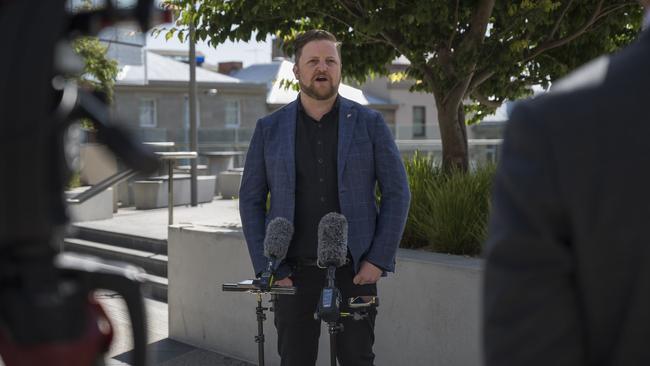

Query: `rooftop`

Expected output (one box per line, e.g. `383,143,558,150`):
233,59,394,107
116,51,242,86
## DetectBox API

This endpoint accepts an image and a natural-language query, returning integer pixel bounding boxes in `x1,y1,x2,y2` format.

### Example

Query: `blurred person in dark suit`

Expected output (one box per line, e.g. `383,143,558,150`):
483,2,650,365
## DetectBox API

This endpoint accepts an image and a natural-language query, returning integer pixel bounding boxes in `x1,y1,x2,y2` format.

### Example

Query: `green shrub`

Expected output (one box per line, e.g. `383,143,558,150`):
66,171,82,190
400,152,495,256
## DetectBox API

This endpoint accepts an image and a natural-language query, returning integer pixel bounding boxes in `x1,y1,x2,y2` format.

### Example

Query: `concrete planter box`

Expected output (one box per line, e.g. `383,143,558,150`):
65,186,114,222
168,225,483,366
133,175,216,209
80,143,119,212
218,171,242,198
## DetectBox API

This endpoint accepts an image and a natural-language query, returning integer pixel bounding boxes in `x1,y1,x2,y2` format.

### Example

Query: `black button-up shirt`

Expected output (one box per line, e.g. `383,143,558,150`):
288,96,341,260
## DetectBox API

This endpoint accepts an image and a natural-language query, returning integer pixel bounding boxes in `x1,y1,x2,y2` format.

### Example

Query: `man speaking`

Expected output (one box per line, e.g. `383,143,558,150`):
239,30,410,366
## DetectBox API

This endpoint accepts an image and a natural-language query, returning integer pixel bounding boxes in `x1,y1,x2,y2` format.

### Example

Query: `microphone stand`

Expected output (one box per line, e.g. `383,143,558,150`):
255,292,267,366
222,281,296,366
316,266,343,366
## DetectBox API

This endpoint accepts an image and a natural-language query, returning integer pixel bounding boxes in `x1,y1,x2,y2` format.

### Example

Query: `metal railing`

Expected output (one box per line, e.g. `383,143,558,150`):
66,169,138,204
155,151,197,225
67,150,198,226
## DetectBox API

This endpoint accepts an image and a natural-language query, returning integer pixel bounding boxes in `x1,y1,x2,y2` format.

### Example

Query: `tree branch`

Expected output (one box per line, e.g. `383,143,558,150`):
336,0,363,18
457,0,496,54
442,75,472,109
440,0,495,107
594,3,636,23
467,69,495,92
474,1,635,95
314,10,386,44
547,0,575,41
378,29,416,66
447,0,460,49
471,90,501,109
523,0,605,62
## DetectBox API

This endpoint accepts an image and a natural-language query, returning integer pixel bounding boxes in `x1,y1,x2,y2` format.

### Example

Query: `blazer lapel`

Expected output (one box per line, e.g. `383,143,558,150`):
280,101,297,190
338,97,357,187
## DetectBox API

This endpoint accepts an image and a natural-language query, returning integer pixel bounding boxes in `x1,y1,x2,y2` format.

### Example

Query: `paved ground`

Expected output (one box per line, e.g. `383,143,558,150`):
74,198,242,240
99,291,253,366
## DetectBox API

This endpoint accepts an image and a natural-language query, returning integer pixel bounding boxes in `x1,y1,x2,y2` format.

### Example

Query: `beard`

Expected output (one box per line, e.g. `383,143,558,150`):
298,77,339,101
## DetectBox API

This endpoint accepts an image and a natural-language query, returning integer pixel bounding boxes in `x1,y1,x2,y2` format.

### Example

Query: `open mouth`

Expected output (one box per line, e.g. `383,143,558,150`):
315,75,329,82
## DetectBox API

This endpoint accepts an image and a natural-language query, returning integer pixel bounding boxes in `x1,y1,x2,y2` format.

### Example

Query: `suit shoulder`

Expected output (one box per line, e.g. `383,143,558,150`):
258,101,297,128
342,97,383,122
550,33,650,97
549,56,610,95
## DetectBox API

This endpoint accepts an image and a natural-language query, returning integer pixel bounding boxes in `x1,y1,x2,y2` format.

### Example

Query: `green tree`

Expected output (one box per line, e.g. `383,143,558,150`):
72,37,119,103
164,0,642,171
70,0,118,105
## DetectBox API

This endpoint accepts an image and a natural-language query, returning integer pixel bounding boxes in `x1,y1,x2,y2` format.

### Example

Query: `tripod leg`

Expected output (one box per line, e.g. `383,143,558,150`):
329,324,337,366
255,294,265,366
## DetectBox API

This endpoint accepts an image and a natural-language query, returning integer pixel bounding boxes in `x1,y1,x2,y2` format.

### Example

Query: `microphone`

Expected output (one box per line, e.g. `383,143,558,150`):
316,213,348,324
257,217,293,290
317,212,348,268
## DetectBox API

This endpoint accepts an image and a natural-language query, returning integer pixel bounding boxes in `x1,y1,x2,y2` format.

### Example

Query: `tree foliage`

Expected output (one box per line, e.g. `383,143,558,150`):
162,0,643,170
72,37,119,103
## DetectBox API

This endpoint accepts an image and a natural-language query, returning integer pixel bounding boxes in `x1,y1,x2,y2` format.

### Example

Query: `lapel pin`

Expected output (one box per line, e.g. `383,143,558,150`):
347,113,352,118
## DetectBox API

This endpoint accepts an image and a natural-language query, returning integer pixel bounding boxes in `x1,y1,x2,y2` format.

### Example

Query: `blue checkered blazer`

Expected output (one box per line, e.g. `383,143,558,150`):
239,96,411,278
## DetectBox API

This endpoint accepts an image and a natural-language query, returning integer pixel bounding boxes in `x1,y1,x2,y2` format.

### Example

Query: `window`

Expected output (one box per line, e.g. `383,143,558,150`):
139,98,156,127
225,100,240,128
413,106,426,138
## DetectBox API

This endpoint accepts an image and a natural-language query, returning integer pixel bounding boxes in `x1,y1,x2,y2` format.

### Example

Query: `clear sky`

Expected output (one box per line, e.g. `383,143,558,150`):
145,23,273,67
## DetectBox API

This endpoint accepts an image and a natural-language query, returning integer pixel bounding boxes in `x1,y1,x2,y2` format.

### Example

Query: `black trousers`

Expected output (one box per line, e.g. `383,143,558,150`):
274,263,377,366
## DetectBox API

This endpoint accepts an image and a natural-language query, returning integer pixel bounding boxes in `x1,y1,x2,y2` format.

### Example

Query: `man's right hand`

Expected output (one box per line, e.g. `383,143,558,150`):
274,277,293,287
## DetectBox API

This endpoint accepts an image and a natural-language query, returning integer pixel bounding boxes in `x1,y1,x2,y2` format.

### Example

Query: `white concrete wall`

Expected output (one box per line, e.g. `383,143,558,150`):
356,75,441,140
390,88,440,140
80,143,119,212
65,187,113,222
168,225,483,366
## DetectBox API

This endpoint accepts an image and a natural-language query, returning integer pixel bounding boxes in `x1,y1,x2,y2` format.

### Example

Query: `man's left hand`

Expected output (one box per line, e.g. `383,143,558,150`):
353,261,382,285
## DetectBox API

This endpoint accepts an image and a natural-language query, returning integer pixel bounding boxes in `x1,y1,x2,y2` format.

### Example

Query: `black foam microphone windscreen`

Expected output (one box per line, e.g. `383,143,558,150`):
317,213,348,267
263,217,293,261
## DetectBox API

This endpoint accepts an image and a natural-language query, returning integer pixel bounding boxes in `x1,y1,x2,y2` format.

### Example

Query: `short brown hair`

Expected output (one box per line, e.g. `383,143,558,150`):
293,30,340,63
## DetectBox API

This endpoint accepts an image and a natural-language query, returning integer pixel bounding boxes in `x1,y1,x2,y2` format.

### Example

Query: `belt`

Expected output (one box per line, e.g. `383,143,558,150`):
287,257,351,268
286,257,319,267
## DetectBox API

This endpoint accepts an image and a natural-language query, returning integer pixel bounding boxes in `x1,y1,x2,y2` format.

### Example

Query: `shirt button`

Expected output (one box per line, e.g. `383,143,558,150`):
320,197,326,202
318,158,324,164
319,178,324,183
317,140,322,145
317,124,322,128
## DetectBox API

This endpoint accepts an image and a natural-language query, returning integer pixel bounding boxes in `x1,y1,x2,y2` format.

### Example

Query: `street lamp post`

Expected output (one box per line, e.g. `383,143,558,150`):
188,3,198,206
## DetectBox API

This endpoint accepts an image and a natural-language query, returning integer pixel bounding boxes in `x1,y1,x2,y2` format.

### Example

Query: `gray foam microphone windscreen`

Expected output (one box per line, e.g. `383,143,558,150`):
263,217,293,260
317,212,348,267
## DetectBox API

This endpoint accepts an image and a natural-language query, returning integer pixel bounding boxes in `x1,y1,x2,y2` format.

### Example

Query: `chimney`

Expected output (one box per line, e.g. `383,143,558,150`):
218,61,243,75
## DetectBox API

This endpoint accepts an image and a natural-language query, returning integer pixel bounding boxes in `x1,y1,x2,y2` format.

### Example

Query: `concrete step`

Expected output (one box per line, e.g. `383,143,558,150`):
70,225,167,255
63,238,168,302
139,272,168,303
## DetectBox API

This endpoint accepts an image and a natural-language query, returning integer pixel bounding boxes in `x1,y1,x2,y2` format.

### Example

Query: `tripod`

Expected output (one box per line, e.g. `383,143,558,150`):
316,267,379,366
316,266,344,366
222,280,296,366
254,292,269,366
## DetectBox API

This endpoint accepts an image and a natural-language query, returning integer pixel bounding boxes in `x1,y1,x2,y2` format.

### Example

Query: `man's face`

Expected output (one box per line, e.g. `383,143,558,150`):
293,40,341,101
